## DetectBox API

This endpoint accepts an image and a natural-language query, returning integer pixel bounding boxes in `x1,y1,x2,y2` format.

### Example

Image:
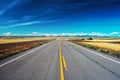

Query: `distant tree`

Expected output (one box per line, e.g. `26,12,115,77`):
87,37,93,40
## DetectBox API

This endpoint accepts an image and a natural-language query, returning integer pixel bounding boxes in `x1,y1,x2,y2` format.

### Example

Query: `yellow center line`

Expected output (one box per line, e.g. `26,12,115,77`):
60,51,64,80
62,55,67,71
58,41,67,80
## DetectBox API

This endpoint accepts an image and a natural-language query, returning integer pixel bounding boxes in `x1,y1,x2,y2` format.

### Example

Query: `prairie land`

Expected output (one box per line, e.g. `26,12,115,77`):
0,37,53,59
68,38,120,57
0,37,50,44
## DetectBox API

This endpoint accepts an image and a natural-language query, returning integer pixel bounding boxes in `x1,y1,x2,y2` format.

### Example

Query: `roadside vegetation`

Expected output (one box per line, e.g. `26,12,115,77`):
68,38,120,57
0,38,53,59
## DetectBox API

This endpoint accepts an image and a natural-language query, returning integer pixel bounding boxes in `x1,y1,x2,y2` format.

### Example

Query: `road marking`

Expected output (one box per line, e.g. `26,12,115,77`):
59,41,67,80
62,55,67,71
60,51,64,80
85,48,120,64
70,42,120,65
0,45,46,68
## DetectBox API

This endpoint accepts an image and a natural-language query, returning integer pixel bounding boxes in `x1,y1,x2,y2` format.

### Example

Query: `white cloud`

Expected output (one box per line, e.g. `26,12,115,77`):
59,32,107,37
32,32,39,35
3,32,12,36
110,32,120,35
25,32,40,36
1,32,120,37
88,32,107,36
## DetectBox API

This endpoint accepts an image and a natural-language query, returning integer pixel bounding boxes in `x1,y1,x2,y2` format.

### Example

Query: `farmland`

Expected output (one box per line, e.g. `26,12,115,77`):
0,37,53,59
68,38,120,57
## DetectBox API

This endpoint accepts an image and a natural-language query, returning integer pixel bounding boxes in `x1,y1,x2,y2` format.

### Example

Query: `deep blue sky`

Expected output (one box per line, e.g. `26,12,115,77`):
0,0,120,36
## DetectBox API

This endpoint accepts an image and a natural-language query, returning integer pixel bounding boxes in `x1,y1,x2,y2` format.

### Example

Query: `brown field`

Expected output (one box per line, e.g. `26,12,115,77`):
0,38,53,59
68,38,120,57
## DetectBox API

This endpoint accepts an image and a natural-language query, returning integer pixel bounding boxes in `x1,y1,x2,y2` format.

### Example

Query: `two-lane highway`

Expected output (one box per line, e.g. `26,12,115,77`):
0,40,120,80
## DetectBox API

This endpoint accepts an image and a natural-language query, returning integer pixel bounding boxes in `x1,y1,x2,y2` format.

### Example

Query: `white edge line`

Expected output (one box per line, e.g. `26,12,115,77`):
69,41,120,65
0,45,43,68
84,47,120,64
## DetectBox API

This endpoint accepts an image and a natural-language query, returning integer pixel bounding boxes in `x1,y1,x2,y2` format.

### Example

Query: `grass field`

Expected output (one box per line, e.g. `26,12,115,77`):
68,38,120,57
0,37,53,59
0,37,51,44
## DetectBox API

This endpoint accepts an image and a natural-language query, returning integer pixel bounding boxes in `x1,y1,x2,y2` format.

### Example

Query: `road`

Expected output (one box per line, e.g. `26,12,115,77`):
0,40,120,80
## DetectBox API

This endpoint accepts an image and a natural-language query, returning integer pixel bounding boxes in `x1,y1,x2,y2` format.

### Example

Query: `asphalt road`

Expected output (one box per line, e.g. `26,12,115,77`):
0,40,120,80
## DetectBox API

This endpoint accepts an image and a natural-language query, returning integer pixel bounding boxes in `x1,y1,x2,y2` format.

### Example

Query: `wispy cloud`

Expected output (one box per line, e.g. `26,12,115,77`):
0,0,30,16
0,0,21,16
14,21,40,26
0,19,65,29
105,0,119,3
0,20,17,25
22,15,35,20
0,21,41,29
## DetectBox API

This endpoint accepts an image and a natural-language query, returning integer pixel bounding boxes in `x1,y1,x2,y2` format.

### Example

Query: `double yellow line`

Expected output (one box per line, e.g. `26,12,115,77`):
58,41,67,80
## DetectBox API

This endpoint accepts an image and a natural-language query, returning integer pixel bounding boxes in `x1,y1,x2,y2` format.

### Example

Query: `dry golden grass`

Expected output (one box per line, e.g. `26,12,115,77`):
69,38,120,57
78,42,120,52
80,38,120,51
87,39,120,42
0,37,50,44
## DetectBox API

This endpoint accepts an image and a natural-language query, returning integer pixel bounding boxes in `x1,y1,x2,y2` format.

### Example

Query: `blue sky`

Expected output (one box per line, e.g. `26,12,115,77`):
0,0,120,36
